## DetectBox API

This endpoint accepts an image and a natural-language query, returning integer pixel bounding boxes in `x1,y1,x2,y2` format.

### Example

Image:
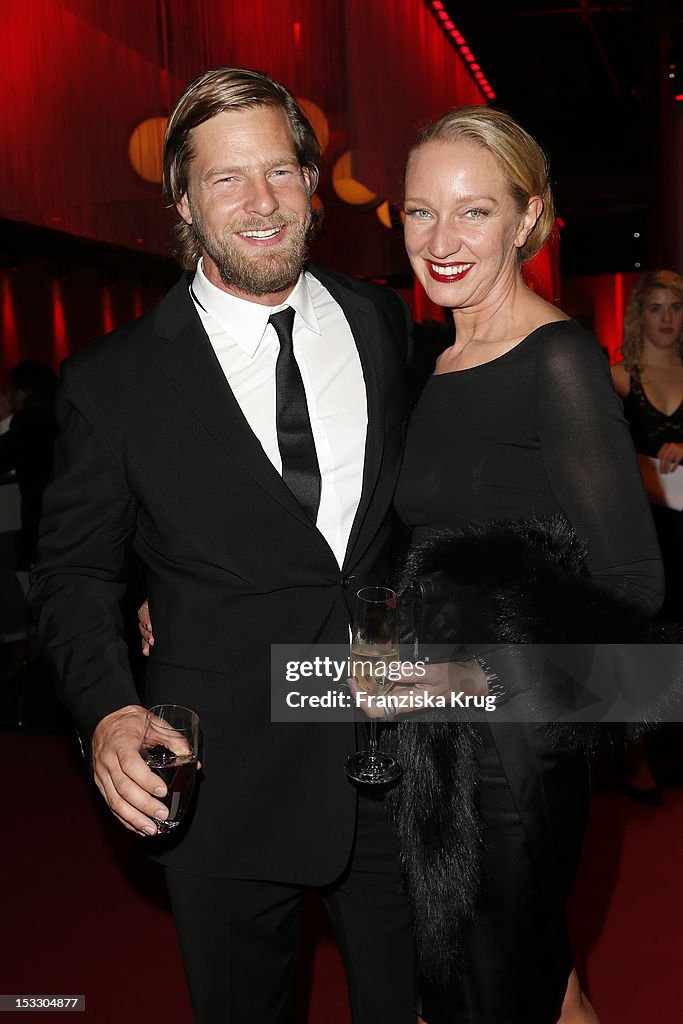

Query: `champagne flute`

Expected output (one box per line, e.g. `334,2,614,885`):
345,587,402,784
139,704,199,834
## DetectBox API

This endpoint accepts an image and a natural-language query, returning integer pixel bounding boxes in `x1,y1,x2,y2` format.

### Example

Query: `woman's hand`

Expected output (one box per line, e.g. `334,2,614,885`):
347,658,487,719
138,599,154,656
657,442,683,474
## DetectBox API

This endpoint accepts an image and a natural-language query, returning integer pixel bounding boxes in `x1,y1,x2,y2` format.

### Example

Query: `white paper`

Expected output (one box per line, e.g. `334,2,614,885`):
637,455,683,511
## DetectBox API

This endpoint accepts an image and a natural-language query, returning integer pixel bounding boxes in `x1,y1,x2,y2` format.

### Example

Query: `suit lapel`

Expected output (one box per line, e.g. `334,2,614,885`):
148,275,316,527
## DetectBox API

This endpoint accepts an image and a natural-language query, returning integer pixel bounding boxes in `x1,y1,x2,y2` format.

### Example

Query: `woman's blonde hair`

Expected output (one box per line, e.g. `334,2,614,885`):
406,106,555,263
619,269,683,378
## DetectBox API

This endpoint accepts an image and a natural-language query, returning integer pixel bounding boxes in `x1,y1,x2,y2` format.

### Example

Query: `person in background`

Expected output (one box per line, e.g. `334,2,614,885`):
0,362,57,638
0,386,13,435
0,361,58,569
612,269,683,803
612,269,683,617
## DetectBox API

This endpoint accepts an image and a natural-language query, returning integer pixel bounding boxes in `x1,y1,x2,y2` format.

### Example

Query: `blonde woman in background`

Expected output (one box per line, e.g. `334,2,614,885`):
612,270,683,802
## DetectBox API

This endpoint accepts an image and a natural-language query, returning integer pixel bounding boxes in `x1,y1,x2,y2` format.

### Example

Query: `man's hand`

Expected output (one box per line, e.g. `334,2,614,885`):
91,705,169,836
138,599,154,656
347,659,487,719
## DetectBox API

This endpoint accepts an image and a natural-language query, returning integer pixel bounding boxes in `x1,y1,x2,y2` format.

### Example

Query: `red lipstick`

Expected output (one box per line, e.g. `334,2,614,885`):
425,260,474,283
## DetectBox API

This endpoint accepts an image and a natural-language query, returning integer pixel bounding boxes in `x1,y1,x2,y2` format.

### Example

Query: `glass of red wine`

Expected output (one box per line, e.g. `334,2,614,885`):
139,704,200,834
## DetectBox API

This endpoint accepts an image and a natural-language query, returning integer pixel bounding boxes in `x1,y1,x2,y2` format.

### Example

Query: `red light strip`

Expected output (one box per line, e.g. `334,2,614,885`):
103,286,114,334
52,280,69,364
1,272,20,367
426,0,496,100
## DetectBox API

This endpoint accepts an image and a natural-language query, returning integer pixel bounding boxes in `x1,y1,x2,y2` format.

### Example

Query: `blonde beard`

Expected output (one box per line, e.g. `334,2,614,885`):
189,205,311,296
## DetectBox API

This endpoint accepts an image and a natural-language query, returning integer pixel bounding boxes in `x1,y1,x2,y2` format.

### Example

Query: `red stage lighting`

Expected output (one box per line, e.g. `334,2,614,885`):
1,273,20,368
427,1,494,102
52,280,69,364
103,287,114,334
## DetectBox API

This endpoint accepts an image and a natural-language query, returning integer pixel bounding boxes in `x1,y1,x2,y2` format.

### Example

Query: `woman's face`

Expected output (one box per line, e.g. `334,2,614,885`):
640,288,683,351
403,139,540,311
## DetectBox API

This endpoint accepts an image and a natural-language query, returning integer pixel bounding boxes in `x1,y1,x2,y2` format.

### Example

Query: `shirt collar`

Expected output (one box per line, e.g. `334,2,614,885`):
191,258,322,357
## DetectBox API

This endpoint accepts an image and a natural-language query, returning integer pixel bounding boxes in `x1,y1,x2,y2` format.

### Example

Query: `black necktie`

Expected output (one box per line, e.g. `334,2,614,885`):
269,307,321,522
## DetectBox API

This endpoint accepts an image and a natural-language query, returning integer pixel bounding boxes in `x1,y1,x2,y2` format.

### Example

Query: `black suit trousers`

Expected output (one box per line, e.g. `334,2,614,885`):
164,790,416,1024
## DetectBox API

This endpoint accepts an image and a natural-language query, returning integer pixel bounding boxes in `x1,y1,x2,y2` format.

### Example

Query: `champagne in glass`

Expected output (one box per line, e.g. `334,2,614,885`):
140,704,199,834
345,587,402,785
350,645,400,696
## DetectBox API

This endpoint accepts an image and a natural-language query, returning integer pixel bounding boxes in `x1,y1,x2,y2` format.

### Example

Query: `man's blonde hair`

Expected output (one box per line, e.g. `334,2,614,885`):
163,67,321,268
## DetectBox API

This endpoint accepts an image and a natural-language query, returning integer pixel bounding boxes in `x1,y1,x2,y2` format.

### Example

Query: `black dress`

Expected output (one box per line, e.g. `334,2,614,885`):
394,321,663,1024
622,376,683,620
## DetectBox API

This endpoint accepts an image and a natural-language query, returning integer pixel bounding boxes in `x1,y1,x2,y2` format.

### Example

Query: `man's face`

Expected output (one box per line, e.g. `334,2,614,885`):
177,105,313,305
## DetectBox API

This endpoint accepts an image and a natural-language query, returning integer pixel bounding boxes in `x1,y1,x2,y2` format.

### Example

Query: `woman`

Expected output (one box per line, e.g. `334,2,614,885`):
611,270,683,801
385,107,664,1024
612,270,683,619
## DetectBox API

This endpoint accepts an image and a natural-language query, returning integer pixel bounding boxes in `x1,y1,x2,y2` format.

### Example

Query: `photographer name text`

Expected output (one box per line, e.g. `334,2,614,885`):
285,689,498,713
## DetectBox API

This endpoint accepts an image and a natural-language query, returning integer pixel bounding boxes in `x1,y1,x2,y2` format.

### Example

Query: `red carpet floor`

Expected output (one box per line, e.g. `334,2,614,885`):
2,733,682,1022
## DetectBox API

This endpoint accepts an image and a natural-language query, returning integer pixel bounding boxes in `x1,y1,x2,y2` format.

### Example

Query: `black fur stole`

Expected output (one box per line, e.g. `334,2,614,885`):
386,514,680,981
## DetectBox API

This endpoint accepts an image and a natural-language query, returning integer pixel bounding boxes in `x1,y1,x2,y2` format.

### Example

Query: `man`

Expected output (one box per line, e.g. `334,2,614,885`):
31,68,415,1023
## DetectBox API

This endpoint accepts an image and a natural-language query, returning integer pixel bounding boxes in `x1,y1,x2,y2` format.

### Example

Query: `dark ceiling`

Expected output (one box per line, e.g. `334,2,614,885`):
440,1,682,275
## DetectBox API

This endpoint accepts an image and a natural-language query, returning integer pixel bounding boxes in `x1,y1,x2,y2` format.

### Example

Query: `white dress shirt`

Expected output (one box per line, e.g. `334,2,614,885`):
190,259,368,568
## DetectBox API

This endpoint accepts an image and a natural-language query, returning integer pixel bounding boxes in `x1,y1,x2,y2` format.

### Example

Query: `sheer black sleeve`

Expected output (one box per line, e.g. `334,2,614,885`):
536,324,664,614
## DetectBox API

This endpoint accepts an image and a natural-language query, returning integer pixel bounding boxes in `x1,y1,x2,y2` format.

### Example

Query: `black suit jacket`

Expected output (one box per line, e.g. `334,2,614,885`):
31,265,410,884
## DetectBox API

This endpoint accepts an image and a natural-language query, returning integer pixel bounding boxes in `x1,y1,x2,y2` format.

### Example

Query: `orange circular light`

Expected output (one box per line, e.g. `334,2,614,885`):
128,116,167,184
376,202,405,229
332,151,377,206
376,201,392,229
296,98,330,153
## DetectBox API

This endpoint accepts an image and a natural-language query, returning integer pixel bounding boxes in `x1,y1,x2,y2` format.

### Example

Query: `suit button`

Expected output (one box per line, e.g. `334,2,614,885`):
341,576,350,589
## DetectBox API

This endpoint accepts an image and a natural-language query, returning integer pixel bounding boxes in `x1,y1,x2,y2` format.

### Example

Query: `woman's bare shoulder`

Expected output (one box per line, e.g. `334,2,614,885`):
610,361,630,397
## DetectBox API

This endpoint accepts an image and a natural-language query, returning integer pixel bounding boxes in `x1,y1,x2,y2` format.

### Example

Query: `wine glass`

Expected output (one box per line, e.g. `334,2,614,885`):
345,587,402,784
139,704,200,834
